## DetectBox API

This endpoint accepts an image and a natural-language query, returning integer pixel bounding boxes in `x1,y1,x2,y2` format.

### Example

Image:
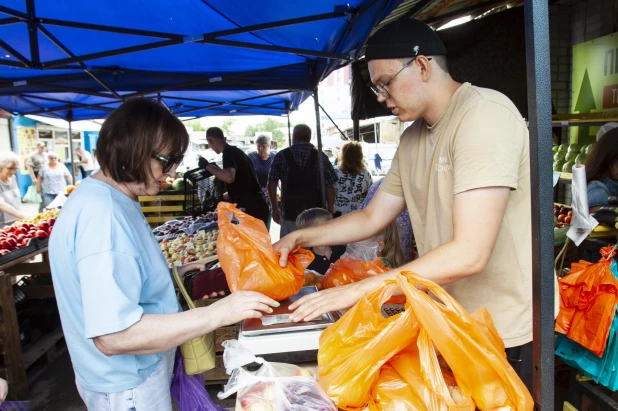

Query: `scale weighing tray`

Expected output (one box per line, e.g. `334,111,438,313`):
240,286,337,337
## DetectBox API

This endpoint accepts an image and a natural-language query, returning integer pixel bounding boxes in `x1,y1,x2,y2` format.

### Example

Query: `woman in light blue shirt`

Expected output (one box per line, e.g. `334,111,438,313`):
49,99,277,411
586,128,618,211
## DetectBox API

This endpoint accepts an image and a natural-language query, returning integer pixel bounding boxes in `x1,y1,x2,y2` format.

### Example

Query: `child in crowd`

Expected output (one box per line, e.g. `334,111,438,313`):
377,220,405,269
296,208,346,275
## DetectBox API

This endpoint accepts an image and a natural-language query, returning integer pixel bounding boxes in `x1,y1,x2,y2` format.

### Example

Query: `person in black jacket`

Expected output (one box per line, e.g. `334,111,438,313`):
199,127,269,226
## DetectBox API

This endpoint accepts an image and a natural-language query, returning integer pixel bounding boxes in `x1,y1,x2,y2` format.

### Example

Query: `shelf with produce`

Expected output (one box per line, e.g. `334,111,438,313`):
553,112,618,127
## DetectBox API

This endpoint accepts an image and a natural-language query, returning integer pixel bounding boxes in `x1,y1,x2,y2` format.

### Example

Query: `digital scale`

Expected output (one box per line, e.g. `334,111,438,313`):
238,286,338,356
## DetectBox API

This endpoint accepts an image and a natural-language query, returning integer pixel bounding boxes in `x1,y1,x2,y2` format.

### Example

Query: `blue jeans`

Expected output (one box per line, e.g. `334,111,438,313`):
76,350,175,411
43,193,57,208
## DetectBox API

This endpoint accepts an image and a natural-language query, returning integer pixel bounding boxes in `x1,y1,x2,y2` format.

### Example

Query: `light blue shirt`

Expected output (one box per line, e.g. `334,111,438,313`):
49,178,180,393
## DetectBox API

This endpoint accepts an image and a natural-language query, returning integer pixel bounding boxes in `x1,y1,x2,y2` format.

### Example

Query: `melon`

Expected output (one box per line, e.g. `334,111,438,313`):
553,160,565,172
562,161,575,173
552,146,559,154
575,153,587,165
554,152,565,162
565,151,577,162
172,178,185,192
567,143,580,153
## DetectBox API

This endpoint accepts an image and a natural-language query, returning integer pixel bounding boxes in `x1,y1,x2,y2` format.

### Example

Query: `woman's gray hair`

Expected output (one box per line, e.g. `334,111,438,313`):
47,152,58,160
256,135,271,145
0,151,20,169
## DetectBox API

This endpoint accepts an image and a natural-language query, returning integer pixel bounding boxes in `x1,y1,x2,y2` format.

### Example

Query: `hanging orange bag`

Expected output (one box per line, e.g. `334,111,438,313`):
399,272,533,411
317,280,418,410
216,202,313,301
555,246,618,357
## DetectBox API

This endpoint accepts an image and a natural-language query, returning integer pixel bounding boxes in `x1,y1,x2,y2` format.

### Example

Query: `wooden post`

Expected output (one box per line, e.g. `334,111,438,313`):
0,274,27,399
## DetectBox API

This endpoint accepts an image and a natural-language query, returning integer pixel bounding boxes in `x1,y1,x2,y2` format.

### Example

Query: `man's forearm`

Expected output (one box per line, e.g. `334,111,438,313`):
205,164,234,184
268,183,278,209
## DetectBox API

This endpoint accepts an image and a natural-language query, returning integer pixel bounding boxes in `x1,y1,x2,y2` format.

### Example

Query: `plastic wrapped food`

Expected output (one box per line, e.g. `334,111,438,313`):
219,340,335,411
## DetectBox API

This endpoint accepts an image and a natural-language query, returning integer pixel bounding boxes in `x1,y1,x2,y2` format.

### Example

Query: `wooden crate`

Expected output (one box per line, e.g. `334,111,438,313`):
138,194,187,226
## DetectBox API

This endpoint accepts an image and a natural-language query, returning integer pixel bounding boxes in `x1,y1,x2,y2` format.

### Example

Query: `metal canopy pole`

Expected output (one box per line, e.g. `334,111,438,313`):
524,0,554,409
68,108,75,181
287,112,292,147
353,118,360,141
318,103,347,140
313,89,327,209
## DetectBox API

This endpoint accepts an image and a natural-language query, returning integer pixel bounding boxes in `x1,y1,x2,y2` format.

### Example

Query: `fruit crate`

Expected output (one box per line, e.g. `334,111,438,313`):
138,193,188,227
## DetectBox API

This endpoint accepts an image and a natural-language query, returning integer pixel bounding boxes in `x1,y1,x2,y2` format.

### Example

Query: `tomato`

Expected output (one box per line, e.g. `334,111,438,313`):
6,238,16,247
565,215,572,224
5,226,15,234
15,227,26,236
0,241,8,249
38,222,50,232
16,234,25,242
48,218,56,227
35,230,48,239
557,214,566,223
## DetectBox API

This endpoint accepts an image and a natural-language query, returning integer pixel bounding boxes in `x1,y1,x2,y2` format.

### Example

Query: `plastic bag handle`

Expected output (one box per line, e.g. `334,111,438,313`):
172,255,219,310
398,272,468,317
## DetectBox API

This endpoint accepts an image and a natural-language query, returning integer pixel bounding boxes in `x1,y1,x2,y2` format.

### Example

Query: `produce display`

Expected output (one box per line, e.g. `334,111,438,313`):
554,204,572,226
0,217,55,254
153,213,217,237
160,229,218,266
14,209,60,226
553,143,595,172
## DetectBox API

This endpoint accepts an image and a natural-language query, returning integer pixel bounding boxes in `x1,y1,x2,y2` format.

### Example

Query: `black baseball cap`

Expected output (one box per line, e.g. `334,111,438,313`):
365,19,446,61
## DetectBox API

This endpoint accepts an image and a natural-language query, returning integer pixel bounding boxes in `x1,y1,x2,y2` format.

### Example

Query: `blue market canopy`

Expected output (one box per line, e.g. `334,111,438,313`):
0,0,404,120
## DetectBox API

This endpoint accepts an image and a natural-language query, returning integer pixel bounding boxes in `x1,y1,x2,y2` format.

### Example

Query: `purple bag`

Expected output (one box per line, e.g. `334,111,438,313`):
171,349,225,411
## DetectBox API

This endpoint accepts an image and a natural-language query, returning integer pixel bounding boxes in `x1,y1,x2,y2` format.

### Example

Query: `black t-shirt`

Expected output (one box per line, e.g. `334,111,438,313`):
222,144,263,203
307,245,346,275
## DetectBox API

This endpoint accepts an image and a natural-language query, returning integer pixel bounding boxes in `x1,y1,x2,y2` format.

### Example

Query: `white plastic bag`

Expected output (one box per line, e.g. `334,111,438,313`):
340,239,379,262
218,340,335,411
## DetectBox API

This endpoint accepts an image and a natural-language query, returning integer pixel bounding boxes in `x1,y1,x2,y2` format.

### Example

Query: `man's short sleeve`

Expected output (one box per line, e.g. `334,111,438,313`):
322,153,338,186
222,149,238,171
27,153,35,168
380,144,404,197
452,101,526,195
268,152,284,183
77,250,144,338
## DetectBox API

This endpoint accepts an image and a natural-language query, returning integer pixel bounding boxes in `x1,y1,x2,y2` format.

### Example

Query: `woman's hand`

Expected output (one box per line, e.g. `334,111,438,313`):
0,377,8,404
177,262,206,279
36,186,41,194
208,291,279,328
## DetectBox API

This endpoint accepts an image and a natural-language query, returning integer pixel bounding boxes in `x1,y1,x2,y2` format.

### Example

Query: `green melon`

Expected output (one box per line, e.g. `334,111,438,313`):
552,146,559,154
565,151,577,162
575,153,587,165
584,144,595,155
562,161,575,173
558,144,568,153
554,152,566,162
172,178,185,192
567,143,580,153
553,160,565,172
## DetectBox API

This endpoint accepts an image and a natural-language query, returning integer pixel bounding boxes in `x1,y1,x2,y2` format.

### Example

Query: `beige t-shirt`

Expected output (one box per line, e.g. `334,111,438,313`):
381,83,532,348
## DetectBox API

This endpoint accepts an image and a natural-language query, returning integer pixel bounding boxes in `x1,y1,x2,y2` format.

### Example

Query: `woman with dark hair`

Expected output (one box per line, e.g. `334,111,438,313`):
333,142,373,217
49,99,277,410
586,127,618,211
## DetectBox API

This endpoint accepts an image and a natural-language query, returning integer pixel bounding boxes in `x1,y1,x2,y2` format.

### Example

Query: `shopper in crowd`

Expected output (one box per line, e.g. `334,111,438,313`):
268,124,338,236
377,220,405,268
0,152,27,225
586,127,618,211
49,99,277,411
296,208,345,274
75,146,95,179
374,152,382,171
333,142,373,217
27,141,46,182
37,153,72,208
275,19,533,391
199,127,269,226
0,377,6,405
248,135,276,228
92,149,100,173
361,178,414,263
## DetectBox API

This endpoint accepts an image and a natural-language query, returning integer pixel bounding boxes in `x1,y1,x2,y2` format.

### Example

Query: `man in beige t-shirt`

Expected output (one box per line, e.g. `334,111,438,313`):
274,19,532,390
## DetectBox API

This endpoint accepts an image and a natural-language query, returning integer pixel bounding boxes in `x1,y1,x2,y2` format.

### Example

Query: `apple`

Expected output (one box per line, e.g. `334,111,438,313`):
38,222,50,232
48,218,56,226
6,238,16,248
16,234,25,242
35,230,47,239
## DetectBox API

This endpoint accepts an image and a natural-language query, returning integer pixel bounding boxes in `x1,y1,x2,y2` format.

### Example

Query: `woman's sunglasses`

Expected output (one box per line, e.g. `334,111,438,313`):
152,153,184,173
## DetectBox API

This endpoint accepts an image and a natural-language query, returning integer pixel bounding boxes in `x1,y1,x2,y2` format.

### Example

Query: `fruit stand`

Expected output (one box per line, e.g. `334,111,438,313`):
0,211,61,400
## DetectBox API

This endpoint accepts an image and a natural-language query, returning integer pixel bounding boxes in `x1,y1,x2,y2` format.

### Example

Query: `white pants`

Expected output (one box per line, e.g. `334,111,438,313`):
76,350,175,411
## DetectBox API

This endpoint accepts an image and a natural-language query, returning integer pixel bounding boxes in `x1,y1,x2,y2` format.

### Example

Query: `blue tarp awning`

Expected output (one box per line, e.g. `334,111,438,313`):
0,0,403,120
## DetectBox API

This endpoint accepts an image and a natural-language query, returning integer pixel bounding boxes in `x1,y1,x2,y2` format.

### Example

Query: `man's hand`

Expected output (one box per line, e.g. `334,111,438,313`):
273,231,298,267
0,377,8,404
208,291,280,327
198,156,210,169
288,280,377,322
272,208,282,225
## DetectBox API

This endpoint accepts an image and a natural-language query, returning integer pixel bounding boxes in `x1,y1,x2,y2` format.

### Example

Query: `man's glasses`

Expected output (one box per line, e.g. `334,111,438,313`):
370,57,432,99
152,153,184,173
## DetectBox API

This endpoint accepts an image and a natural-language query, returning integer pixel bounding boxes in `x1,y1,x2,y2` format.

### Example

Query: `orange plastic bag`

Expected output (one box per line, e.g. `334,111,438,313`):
322,257,405,304
369,328,475,411
555,246,618,357
399,272,533,411
216,202,313,301
317,280,418,410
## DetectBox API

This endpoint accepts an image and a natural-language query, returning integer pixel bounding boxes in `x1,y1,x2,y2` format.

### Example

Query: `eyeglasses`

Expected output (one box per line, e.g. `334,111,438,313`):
152,153,184,173
370,57,432,99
